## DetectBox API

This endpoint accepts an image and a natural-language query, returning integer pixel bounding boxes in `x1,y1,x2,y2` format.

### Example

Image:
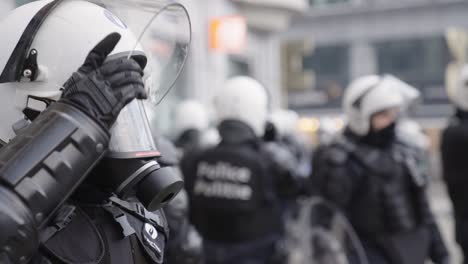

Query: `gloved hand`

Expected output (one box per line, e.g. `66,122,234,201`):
60,32,146,129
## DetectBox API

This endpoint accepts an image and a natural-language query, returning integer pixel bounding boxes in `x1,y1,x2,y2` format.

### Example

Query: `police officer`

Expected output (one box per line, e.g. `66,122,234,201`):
441,65,468,264
313,75,449,264
267,109,311,179
181,76,300,264
173,100,213,154
0,1,190,263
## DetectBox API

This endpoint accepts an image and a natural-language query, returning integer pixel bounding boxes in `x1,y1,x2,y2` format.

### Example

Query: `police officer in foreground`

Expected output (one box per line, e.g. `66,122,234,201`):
181,76,301,264
0,0,190,263
312,75,449,264
441,65,468,264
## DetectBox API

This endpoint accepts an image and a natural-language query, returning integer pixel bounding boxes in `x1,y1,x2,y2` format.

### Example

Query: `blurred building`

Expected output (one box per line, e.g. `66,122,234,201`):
6,0,468,134
281,0,468,126
3,0,309,136
157,0,310,134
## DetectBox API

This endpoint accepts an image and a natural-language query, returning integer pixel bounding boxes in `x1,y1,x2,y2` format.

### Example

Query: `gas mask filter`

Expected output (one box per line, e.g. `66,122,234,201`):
94,156,183,211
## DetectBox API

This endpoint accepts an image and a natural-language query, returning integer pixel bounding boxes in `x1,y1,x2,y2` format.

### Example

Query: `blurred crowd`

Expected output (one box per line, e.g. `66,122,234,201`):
162,68,468,264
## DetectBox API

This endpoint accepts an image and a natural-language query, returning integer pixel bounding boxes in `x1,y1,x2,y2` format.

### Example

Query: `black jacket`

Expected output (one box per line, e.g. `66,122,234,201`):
181,120,299,243
442,110,468,218
313,129,449,264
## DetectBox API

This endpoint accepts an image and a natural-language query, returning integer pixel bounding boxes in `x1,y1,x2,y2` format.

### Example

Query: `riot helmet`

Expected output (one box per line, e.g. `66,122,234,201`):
0,0,191,210
343,75,408,136
448,64,468,111
214,76,268,137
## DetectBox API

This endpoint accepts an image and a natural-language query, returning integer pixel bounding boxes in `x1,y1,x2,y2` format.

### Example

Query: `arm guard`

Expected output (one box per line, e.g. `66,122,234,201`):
0,102,109,264
313,145,355,207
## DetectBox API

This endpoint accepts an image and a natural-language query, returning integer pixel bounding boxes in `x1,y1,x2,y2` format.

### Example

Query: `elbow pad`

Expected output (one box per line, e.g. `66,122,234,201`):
0,102,109,263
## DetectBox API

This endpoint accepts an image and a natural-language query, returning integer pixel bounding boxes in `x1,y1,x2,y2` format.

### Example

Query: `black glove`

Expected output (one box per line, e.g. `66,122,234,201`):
60,33,147,129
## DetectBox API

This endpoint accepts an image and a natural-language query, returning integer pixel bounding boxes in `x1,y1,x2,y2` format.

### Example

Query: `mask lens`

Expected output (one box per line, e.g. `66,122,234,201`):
108,100,160,158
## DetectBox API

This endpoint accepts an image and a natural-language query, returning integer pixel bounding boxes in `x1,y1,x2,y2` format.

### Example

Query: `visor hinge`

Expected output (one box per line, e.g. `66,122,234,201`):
22,49,39,81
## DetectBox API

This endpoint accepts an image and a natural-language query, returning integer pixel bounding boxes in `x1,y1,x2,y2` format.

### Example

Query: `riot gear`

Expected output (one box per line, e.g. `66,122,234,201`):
213,76,269,137
442,64,468,263
342,75,405,136
313,75,449,264
0,0,191,263
182,77,302,263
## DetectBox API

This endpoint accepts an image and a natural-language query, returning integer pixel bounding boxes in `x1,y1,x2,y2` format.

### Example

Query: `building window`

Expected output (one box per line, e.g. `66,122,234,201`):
283,42,350,110
301,44,349,108
375,36,450,104
228,56,251,77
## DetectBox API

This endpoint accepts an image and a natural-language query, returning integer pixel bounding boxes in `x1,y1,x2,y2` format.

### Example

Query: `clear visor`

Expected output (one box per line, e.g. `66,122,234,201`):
100,0,191,105
108,100,161,158
92,0,191,157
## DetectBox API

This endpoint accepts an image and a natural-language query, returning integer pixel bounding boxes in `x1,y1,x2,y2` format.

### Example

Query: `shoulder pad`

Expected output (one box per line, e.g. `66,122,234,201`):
325,145,349,165
321,136,355,165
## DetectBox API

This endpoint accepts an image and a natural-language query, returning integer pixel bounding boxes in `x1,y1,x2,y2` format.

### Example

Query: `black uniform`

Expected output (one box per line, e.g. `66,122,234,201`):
32,188,169,264
313,128,449,264
182,120,300,264
441,110,468,263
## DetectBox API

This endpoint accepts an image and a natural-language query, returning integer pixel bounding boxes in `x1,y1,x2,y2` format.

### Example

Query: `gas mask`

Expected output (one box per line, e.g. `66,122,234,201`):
90,0,191,211
2,0,191,211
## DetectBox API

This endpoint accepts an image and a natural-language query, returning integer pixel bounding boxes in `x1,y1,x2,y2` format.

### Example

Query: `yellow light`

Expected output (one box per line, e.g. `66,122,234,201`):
298,117,320,133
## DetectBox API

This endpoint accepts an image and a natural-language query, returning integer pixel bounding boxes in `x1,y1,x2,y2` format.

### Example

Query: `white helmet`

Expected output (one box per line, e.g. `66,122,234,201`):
343,75,406,136
0,0,191,155
398,80,421,110
214,76,268,136
0,0,146,142
269,109,299,137
449,64,468,111
173,100,210,136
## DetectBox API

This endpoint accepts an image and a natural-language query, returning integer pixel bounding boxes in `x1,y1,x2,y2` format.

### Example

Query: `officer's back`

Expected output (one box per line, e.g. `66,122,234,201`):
181,76,285,264
185,119,282,243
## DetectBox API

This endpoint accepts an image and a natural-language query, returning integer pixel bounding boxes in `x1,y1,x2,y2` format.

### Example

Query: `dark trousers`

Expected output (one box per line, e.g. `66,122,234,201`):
348,240,390,264
455,214,468,264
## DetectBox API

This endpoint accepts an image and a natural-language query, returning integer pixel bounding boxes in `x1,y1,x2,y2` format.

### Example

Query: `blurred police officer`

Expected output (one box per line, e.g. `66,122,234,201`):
313,75,449,264
442,65,468,264
182,76,301,264
173,100,215,154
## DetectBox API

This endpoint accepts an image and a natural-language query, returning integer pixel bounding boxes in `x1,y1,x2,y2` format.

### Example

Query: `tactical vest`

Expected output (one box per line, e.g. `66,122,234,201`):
323,136,430,236
188,142,282,243
33,196,169,264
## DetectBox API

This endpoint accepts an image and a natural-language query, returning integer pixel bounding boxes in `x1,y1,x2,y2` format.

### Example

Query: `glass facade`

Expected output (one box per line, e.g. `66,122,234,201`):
285,43,349,109
284,36,450,111
375,36,450,104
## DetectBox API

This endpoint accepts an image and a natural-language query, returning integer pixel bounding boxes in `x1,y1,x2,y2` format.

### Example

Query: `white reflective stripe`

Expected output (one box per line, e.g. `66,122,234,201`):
116,160,158,194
